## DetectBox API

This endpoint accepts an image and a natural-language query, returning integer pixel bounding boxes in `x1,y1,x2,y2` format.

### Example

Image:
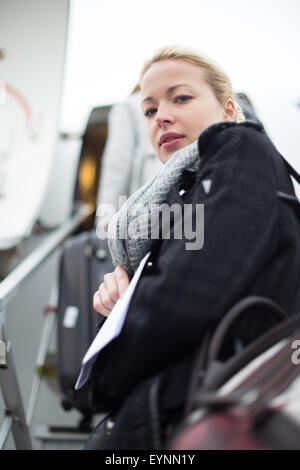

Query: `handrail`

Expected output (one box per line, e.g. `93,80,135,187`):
0,203,93,312
0,202,93,449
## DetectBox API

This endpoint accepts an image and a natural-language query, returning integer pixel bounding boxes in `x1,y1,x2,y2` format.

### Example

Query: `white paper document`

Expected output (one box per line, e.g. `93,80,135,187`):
75,252,150,389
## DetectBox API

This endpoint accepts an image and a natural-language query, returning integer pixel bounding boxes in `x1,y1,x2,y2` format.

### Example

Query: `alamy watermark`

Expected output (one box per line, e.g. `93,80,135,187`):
96,196,204,251
291,340,300,365
0,80,6,105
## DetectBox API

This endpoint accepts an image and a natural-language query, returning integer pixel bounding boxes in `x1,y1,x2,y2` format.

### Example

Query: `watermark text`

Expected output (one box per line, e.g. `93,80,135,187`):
96,197,204,251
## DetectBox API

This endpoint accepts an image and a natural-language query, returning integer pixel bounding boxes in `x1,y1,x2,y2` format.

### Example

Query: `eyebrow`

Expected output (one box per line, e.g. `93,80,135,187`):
141,83,194,105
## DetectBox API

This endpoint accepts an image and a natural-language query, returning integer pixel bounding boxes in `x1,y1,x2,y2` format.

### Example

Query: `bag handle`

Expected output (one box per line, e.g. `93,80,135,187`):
282,157,300,185
184,333,300,438
204,311,300,391
207,296,287,364
184,296,287,416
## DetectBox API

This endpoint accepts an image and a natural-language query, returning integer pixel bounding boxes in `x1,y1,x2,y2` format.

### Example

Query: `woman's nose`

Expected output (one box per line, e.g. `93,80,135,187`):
155,105,175,127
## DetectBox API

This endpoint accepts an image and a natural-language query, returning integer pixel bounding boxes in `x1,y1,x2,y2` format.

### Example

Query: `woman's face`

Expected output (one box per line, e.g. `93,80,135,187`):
141,59,234,163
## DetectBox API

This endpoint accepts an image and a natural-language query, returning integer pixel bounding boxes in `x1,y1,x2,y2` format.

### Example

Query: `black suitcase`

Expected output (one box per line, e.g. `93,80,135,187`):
56,229,114,430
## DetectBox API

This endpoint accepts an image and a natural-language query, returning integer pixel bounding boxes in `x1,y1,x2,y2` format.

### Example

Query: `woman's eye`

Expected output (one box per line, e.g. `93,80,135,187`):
175,95,191,103
144,108,156,117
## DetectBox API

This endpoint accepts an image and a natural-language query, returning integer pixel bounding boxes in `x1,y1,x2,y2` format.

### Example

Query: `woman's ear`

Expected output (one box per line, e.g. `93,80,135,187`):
223,99,235,121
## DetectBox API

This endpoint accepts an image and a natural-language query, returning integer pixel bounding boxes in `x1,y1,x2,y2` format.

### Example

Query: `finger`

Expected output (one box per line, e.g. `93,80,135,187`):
99,283,116,310
103,272,119,302
115,265,130,298
93,291,111,317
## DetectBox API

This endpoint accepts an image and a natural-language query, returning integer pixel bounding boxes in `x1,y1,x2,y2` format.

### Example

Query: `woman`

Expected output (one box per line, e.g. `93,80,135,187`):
96,87,163,215
84,46,300,449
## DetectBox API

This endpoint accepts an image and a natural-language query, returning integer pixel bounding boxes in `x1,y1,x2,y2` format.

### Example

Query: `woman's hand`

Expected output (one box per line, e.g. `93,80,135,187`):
93,265,130,316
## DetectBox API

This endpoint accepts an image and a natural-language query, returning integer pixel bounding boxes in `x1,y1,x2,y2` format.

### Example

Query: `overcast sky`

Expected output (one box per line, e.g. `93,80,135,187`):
60,0,300,134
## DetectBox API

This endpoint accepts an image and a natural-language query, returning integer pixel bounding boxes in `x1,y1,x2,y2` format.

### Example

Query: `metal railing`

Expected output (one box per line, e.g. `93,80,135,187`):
0,203,92,450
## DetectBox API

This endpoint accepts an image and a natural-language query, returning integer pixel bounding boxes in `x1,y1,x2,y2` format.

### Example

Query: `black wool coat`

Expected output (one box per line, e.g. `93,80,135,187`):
89,121,300,419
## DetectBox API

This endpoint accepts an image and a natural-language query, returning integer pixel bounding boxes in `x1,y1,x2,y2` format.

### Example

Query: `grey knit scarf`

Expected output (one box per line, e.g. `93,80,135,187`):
108,140,200,275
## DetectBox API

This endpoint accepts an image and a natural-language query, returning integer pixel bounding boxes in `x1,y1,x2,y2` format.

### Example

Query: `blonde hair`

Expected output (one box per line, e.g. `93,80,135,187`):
139,45,245,123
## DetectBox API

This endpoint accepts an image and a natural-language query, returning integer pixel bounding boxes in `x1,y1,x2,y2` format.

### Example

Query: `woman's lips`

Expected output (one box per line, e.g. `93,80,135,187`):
161,137,185,149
